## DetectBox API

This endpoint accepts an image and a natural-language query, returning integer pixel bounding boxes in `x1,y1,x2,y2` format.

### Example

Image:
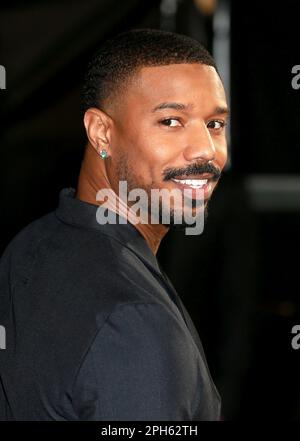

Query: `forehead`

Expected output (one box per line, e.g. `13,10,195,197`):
119,63,227,114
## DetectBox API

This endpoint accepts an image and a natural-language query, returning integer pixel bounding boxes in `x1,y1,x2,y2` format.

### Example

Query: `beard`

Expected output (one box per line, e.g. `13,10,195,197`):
115,153,210,230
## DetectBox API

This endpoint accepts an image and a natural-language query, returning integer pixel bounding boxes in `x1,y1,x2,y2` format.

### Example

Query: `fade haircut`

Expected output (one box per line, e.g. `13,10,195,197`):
82,28,217,113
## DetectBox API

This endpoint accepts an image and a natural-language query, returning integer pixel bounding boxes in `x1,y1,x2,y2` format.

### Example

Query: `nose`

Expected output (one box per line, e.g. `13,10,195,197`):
183,122,216,163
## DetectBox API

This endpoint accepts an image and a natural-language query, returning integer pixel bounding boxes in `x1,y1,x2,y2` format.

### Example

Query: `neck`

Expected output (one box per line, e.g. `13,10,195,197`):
75,143,169,255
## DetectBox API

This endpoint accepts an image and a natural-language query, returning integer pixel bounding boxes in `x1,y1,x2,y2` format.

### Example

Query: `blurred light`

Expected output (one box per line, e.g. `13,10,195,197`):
160,0,180,31
194,0,217,16
246,175,300,211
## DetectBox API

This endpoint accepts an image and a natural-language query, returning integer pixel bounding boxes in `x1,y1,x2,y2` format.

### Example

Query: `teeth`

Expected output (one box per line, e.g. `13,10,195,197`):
173,179,208,187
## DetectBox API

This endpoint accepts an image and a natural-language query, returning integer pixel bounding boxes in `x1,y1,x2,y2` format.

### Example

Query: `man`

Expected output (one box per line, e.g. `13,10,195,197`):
0,29,228,420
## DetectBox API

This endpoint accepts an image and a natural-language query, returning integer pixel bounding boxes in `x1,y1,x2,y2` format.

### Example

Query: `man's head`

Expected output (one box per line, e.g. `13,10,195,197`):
82,28,228,228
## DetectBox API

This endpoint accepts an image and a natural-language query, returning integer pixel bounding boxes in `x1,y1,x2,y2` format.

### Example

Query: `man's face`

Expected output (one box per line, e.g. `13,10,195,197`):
106,63,228,226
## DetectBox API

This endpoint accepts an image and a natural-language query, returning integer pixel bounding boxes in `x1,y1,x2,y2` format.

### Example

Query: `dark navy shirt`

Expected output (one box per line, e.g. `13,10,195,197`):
0,188,221,421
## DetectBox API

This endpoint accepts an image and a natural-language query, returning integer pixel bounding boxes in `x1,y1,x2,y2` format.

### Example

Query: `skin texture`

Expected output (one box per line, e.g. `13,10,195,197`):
77,63,229,254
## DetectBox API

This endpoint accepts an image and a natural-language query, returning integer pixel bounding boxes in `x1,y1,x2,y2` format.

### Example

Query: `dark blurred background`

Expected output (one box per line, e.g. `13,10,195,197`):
1,0,300,420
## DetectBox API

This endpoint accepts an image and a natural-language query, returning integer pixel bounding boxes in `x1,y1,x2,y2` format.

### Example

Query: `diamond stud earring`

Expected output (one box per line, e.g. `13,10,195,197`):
99,149,108,159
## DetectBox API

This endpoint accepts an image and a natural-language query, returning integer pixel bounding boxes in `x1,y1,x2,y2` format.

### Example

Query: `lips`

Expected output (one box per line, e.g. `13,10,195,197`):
172,173,215,181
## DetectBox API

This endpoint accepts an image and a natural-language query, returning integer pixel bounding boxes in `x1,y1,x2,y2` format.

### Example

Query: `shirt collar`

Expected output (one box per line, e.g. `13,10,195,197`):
54,187,162,275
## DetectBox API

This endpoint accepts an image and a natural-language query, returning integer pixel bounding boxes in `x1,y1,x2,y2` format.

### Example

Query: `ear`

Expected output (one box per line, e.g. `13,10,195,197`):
83,107,112,156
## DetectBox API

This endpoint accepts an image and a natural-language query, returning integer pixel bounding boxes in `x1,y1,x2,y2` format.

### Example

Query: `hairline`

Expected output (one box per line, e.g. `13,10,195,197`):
101,61,219,114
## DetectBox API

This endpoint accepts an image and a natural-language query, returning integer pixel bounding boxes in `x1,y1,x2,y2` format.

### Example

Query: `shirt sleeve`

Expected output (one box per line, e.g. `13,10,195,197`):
71,302,201,421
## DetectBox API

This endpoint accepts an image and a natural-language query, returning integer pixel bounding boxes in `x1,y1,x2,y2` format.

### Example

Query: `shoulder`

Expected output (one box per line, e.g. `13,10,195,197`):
2,210,144,294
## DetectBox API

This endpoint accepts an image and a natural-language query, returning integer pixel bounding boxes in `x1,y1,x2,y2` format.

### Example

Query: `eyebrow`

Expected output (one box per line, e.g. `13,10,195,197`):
151,101,230,116
213,105,230,116
151,102,193,112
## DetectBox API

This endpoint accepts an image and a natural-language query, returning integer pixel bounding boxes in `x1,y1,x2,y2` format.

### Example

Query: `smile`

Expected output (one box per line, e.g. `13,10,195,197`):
171,178,208,189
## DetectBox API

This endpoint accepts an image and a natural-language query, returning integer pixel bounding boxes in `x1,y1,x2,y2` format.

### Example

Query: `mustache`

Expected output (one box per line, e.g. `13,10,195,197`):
163,162,222,181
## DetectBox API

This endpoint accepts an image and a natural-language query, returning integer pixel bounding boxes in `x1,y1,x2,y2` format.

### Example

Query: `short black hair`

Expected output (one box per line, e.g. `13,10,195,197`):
82,28,217,113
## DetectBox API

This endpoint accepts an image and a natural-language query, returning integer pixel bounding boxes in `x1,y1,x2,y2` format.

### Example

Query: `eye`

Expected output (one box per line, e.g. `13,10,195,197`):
159,118,182,127
207,120,226,130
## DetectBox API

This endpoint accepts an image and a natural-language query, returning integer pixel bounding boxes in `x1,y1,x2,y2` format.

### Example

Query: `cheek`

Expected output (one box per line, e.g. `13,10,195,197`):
115,120,183,183
125,129,174,172
215,141,228,169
